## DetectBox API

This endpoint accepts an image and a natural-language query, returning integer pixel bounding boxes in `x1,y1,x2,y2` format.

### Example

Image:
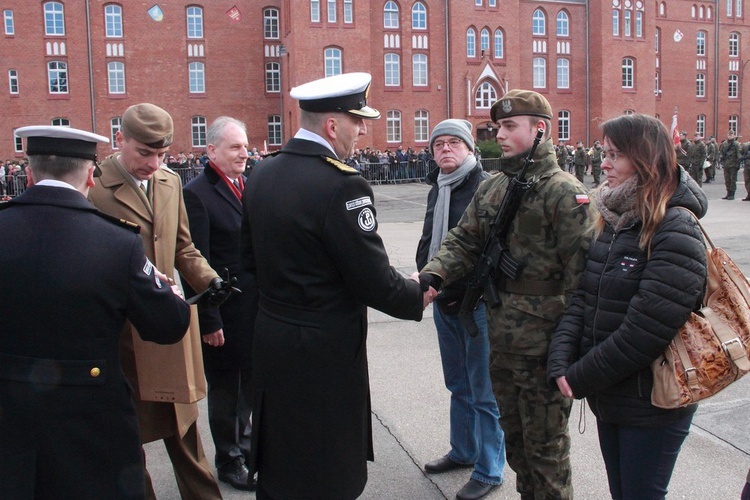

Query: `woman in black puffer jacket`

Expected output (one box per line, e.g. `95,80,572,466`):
547,114,708,500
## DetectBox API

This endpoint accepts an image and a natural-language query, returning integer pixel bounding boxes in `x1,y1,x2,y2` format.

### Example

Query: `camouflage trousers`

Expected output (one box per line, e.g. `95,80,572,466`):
591,162,601,185
489,351,573,500
725,165,739,193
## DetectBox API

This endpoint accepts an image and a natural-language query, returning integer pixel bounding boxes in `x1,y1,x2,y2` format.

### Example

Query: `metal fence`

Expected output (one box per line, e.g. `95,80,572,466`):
2,158,504,199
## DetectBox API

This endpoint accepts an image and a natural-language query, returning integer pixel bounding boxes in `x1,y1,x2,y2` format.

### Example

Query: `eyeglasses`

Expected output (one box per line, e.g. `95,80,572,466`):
602,150,623,163
433,139,464,150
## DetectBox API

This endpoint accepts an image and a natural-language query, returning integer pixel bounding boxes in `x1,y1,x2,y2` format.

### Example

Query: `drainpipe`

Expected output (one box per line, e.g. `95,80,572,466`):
585,1,590,145
85,0,96,131
714,0,719,136
444,0,451,118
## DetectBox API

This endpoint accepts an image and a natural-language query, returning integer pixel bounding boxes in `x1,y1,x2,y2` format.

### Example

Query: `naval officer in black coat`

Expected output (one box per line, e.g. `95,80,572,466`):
0,126,191,499
240,72,438,499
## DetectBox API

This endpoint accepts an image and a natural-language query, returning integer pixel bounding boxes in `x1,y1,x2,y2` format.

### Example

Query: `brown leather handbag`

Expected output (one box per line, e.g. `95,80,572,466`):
651,213,750,409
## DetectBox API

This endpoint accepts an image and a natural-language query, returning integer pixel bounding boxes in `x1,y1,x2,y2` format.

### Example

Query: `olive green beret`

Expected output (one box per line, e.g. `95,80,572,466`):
490,89,552,122
121,103,173,148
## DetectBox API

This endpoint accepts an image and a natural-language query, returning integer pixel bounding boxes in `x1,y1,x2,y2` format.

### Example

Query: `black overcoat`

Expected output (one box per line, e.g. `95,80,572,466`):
240,138,424,499
183,163,257,369
0,185,190,499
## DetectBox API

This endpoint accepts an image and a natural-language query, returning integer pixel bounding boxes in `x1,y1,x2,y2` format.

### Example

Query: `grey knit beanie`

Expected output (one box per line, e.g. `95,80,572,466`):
429,119,475,154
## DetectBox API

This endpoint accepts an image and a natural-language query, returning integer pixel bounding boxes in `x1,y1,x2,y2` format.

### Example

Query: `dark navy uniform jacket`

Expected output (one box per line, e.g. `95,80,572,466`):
0,185,190,499
240,138,423,499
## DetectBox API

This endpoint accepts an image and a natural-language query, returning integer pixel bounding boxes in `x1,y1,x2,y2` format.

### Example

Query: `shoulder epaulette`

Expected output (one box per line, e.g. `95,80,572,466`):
94,210,141,233
160,165,178,176
322,156,358,174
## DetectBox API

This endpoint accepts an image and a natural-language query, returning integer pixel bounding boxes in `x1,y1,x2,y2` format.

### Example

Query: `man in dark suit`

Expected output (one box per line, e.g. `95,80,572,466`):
0,126,191,499
89,103,223,499
240,72,438,499
183,116,258,491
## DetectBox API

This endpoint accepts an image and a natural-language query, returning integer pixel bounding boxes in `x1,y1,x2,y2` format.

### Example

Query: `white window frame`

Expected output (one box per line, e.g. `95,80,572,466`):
474,82,497,109
622,58,634,89
107,61,125,94
266,62,280,92
557,58,569,89
110,117,121,148
192,116,207,147
696,73,705,98
384,53,400,87
105,4,123,38
47,61,68,94
557,11,569,37
414,110,429,142
264,8,279,39
187,6,203,39
189,61,205,93
311,0,320,22
412,54,427,87
44,2,65,36
467,28,476,58
386,110,402,143
4,9,14,35
558,110,570,141
8,69,18,94
344,0,352,24
384,1,399,29
327,0,337,23
494,29,504,58
268,115,282,146
533,57,547,89
325,48,342,77
412,2,426,30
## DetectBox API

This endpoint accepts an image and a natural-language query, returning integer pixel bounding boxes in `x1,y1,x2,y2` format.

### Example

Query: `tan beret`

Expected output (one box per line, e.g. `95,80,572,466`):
490,89,552,123
121,103,173,148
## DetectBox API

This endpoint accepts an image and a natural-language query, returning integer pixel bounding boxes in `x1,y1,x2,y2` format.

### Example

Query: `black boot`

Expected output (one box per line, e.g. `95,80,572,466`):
726,191,735,200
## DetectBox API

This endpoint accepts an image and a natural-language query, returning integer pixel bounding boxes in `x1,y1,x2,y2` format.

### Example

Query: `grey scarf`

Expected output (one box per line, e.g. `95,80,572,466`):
429,154,477,260
595,175,640,232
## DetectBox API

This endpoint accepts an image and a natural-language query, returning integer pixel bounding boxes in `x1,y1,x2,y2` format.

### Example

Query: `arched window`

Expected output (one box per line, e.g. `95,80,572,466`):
104,4,123,38
412,2,426,29
44,2,65,35
480,28,490,52
264,8,279,39
556,11,569,37
474,82,497,109
466,28,476,58
51,117,70,126
697,31,706,56
532,9,545,36
186,6,203,38
729,32,739,57
384,1,399,29
494,29,504,58
325,47,342,77
188,61,205,93
268,115,282,146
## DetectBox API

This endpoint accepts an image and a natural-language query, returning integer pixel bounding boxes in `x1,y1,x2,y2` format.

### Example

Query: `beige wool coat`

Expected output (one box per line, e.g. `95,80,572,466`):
89,153,217,442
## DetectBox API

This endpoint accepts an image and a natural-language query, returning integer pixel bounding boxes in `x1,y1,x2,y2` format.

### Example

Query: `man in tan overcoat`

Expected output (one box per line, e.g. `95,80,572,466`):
89,103,222,500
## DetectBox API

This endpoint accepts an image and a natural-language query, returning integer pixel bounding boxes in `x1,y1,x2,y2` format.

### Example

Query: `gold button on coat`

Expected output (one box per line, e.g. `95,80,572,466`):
90,367,101,377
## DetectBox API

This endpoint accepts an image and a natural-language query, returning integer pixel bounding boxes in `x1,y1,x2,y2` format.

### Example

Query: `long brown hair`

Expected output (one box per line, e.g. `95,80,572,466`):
599,114,680,253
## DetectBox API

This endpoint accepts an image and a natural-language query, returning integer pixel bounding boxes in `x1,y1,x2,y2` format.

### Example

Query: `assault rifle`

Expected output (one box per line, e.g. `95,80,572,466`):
458,128,545,337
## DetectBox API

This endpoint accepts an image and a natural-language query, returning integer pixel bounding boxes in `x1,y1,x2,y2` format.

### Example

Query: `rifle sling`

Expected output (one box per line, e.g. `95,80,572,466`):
496,277,564,296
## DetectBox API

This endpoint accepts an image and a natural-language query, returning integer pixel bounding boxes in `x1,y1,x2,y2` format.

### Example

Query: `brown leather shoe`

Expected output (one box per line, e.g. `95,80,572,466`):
424,454,474,473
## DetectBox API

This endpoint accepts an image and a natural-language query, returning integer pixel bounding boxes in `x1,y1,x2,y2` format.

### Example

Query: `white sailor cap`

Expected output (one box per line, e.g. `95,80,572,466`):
290,72,380,119
16,125,109,161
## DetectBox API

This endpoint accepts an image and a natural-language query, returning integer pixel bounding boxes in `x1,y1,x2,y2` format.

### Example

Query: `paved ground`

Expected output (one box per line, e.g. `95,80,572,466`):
146,169,750,499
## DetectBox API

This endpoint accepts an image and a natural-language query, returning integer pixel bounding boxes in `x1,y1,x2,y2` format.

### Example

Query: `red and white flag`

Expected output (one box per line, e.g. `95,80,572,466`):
227,6,241,22
669,110,680,146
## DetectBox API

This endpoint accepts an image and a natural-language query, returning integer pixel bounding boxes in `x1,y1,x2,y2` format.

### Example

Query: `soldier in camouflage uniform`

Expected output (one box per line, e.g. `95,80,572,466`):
421,89,595,500
573,141,588,183
590,140,603,186
556,142,567,170
686,132,707,186
719,131,742,199
705,136,718,183
675,132,690,171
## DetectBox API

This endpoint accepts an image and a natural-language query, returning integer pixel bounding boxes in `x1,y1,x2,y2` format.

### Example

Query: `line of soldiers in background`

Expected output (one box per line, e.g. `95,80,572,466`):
554,140,604,187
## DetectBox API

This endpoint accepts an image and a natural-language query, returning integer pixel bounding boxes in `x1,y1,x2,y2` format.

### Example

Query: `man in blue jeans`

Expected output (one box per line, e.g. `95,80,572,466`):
416,119,506,500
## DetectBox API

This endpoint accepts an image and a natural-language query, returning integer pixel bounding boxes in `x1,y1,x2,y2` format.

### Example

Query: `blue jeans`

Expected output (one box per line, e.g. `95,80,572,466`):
596,412,693,500
434,304,506,485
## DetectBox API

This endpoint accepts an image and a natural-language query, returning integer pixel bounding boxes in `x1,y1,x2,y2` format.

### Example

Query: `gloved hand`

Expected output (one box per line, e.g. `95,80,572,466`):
418,272,443,292
188,269,242,307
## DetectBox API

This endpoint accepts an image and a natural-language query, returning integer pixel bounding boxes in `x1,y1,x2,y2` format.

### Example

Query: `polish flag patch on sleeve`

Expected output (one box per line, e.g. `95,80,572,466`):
575,193,590,204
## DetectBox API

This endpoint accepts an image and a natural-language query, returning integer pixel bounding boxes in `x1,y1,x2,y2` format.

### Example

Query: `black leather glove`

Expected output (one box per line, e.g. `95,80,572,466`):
188,269,242,307
418,272,443,292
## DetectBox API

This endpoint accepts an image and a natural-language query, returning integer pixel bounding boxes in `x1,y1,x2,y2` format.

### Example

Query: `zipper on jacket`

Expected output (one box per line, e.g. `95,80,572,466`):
591,230,617,417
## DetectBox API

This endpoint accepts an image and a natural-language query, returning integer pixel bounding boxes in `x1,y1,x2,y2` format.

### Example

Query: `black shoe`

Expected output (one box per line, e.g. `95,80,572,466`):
743,197,750,201
218,457,251,491
456,479,498,500
424,455,474,473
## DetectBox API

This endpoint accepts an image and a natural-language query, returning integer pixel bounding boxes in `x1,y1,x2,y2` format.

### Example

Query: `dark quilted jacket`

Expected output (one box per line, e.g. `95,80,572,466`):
547,168,708,427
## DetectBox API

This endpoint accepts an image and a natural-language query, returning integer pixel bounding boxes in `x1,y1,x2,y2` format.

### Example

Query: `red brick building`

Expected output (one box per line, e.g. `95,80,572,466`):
1,1,748,158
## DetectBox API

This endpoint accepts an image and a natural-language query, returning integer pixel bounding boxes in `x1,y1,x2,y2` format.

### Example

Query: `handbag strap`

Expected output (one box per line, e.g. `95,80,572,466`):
672,332,701,392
